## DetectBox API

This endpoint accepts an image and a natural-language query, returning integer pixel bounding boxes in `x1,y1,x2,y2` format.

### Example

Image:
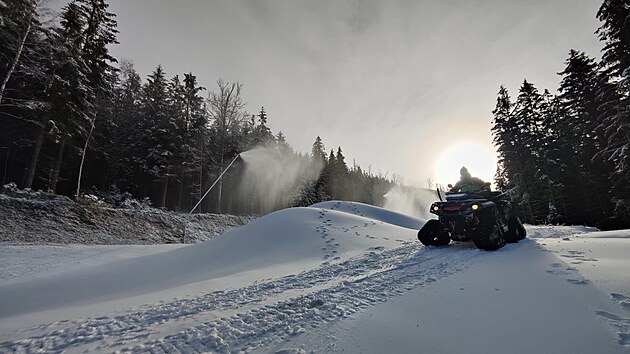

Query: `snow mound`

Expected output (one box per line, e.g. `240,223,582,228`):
312,200,426,230
0,206,416,319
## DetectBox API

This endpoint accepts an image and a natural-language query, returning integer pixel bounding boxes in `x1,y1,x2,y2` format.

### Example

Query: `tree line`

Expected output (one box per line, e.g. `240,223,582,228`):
492,0,629,229
0,0,394,214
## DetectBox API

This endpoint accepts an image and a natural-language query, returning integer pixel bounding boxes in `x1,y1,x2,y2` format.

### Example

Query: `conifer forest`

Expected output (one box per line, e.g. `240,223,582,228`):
491,0,629,229
1,0,629,229
0,0,394,215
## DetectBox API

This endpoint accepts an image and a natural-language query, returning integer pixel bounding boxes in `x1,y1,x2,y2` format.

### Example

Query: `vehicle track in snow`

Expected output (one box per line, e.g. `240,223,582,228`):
0,243,483,354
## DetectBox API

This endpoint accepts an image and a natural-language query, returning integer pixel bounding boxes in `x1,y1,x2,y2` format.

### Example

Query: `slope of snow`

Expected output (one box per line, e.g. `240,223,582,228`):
0,204,419,332
313,200,426,230
0,244,185,284
270,238,629,354
0,201,628,353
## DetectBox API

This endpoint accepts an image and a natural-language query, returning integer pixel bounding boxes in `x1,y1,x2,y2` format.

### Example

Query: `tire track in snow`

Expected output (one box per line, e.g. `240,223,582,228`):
0,245,482,354
122,245,481,353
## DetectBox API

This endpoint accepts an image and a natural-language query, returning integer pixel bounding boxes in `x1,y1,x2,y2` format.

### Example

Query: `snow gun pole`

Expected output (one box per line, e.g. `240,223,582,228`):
189,153,241,214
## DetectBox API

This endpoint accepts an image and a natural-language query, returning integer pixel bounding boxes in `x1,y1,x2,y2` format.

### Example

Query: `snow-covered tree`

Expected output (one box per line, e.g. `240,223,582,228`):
595,0,630,226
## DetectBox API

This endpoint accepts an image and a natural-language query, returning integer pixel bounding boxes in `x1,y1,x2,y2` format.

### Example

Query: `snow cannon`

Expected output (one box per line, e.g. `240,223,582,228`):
189,153,241,214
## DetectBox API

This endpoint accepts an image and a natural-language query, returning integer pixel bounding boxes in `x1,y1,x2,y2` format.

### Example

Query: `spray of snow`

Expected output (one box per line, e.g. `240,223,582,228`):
383,185,440,220
239,145,323,214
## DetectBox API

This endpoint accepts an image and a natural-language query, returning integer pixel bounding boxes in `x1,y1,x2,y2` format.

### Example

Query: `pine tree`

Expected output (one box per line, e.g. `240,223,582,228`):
162,72,207,210
597,0,630,80
538,90,568,224
333,146,349,199
595,0,630,227
491,86,514,193
311,136,326,165
0,0,40,105
73,0,119,198
0,0,58,189
492,80,552,223
557,50,612,224
299,136,329,204
179,72,206,210
46,3,91,192
77,0,118,91
105,59,142,191
275,131,292,154
251,106,274,146
135,65,172,206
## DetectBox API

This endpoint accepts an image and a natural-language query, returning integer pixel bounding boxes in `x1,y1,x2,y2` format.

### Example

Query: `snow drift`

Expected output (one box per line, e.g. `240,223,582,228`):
1,201,629,354
0,201,422,319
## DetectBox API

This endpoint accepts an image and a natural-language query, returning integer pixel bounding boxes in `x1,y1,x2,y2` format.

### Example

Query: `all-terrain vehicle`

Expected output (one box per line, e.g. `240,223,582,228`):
417,187,526,250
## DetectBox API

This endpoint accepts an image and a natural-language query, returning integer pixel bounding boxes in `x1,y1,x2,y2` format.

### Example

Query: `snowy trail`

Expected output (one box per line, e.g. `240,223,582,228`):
270,239,630,354
0,243,482,353
1,202,628,353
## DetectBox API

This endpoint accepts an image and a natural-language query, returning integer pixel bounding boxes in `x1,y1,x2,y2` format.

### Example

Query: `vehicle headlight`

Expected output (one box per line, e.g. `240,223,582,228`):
432,205,439,212
471,204,479,211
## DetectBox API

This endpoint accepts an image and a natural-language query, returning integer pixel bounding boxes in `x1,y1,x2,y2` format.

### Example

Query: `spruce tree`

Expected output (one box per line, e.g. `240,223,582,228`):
47,3,91,192
333,147,349,200
105,59,142,191
0,0,41,105
311,136,326,164
136,65,172,206
304,136,329,203
557,50,612,224
510,80,545,222
75,0,118,197
596,0,630,227
252,106,274,146
491,86,514,193
275,131,292,154
0,0,52,189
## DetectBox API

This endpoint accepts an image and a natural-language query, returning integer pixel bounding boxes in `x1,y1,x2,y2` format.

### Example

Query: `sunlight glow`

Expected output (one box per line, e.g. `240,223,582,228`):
433,143,498,188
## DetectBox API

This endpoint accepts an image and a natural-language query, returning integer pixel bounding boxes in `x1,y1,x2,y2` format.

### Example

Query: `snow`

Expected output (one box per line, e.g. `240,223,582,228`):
0,188,255,244
0,201,628,353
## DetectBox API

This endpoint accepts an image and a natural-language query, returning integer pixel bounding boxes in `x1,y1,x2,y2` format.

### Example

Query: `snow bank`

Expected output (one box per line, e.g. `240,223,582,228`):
0,191,254,244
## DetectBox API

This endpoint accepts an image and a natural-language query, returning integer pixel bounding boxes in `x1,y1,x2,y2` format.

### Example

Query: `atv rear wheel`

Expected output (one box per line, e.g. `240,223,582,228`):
418,220,451,247
505,216,526,243
472,210,506,251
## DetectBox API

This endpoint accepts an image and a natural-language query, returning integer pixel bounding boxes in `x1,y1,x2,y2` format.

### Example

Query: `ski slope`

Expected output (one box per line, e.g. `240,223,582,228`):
0,201,628,353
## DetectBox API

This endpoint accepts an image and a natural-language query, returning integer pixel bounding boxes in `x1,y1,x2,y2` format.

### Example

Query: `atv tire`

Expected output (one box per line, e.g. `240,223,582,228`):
418,220,451,247
472,210,506,251
505,216,526,243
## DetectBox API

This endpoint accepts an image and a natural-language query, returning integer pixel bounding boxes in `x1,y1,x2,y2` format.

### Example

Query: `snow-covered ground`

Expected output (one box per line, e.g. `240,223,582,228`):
0,201,628,353
0,189,255,245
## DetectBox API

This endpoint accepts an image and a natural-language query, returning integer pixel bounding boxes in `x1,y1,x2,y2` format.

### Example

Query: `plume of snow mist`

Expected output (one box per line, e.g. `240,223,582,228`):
239,145,323,215
383,185,441,220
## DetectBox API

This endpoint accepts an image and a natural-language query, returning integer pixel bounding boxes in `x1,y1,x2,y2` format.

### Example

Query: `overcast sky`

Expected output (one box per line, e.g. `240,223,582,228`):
99,0,603,185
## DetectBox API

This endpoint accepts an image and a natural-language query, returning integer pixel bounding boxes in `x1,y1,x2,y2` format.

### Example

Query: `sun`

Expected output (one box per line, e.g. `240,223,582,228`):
433,143,498,188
